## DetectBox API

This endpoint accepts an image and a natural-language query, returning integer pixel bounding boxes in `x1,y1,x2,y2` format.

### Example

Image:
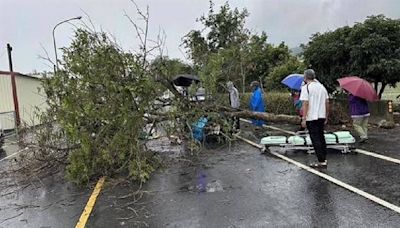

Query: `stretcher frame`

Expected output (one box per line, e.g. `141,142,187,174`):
261,131,355,154
262,143,354,154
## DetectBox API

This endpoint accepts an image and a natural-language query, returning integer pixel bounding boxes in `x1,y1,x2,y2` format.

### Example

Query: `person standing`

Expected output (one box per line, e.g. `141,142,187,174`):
249,81,265,127
292,90,305,131
348,93,370,142
300,69,329,168
227,81,240,132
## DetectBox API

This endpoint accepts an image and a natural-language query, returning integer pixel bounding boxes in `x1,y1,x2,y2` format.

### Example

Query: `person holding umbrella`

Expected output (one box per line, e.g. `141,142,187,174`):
292,90,305,131
338,76,378,143
348,93,370,142
281,74,306,131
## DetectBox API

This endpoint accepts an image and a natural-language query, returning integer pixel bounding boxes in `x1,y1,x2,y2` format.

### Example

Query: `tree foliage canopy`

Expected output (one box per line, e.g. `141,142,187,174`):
303,15,400,97
43,29,164,184
183,1,291,93
265,57,306,91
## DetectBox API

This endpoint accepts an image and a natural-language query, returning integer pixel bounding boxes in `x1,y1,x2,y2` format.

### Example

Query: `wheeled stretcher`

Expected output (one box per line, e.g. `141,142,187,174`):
260,131,356,154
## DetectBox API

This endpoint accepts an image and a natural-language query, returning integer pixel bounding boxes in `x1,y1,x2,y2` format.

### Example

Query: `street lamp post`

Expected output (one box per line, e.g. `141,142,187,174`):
52,16,82,71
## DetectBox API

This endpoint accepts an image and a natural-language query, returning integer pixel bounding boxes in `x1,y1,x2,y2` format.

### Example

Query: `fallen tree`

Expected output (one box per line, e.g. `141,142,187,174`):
225,111,300,125
18,2,302,186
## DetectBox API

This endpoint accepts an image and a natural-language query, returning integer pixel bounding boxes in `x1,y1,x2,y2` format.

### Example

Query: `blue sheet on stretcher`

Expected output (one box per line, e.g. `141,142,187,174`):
260,131,355,146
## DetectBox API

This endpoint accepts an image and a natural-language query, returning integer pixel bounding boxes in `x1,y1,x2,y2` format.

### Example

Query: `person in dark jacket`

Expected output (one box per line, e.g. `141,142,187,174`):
348,93,370,142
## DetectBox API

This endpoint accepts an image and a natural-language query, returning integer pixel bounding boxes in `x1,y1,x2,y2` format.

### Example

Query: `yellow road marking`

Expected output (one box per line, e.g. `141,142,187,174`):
235,134,400,214
75,177,106,228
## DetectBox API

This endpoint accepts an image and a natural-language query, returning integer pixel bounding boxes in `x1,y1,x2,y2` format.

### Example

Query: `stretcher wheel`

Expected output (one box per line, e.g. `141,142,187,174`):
261,146,270,154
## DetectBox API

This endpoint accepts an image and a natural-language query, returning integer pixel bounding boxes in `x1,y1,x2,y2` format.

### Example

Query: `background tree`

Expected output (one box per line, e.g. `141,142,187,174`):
302,26,352,92
183,1,291,93
265,56,306,91
349,15,400,98
245,34,291,90
150,57,194,79
303,15,400,97
183,1,249,66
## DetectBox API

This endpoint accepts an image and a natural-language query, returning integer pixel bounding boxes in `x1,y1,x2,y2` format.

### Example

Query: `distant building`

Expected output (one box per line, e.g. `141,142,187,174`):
0,71,47,130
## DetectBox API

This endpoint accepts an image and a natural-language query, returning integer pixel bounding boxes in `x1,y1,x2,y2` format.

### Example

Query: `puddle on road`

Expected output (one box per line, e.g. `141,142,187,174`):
180,179,224,193
204,180,224,193
146,137,185,158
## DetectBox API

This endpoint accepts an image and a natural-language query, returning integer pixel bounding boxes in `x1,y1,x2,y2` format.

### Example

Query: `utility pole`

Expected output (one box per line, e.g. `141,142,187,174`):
7,43,21,127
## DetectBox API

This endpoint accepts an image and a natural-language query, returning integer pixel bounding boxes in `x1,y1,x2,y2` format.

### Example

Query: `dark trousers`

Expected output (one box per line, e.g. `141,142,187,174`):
231,116,240,131
306,119,327,162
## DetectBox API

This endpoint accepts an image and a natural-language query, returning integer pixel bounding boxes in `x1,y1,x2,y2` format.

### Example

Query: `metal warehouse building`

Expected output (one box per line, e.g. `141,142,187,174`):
0,71,47,130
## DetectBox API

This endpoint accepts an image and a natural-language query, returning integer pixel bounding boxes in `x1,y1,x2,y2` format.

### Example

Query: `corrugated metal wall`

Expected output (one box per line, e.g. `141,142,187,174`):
0,73,47,129
0,74,15,129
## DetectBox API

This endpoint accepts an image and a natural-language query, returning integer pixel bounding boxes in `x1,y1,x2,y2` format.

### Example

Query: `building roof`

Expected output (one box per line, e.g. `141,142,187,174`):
0,71,42,79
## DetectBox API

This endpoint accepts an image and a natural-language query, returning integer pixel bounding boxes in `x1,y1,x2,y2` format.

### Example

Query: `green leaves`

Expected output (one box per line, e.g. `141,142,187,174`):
42,29,162,184
265,57,306,91
303,15,400,97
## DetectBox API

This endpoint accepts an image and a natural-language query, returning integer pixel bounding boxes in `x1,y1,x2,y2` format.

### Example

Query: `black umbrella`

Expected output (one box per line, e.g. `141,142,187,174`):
172,74,200,87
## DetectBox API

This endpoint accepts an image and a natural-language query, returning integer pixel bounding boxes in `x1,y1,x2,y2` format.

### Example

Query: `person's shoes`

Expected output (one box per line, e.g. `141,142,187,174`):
309,160,327,169
359,138,368,143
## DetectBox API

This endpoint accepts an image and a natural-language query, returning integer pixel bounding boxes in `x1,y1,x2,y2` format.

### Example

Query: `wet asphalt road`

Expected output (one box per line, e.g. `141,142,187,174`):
0,137,91,228
89,126,400,227
1,126,400,227
0,170,90,228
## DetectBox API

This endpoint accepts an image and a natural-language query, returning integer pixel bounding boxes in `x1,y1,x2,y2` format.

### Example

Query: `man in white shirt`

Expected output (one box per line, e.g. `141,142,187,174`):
300,69,329,168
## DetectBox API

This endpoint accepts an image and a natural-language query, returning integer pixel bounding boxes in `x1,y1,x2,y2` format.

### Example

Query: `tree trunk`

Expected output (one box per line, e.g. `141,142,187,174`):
224,110,301,125
374,81,379,93
378,83,386,99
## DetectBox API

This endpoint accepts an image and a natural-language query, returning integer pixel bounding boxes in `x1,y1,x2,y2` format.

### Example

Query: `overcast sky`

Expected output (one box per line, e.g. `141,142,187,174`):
1,0,399,73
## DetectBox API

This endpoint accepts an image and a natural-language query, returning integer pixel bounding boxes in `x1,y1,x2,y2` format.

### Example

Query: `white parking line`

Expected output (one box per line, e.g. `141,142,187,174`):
0,148,28,162
354,149,400,165
235,134,400,214
240,118,400,165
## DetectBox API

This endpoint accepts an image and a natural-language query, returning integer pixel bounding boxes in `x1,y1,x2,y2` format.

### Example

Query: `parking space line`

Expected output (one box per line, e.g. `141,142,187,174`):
0,148,28,162
354,149,400,165
240,118,400,165
235,134,400,214
75,176,106,228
